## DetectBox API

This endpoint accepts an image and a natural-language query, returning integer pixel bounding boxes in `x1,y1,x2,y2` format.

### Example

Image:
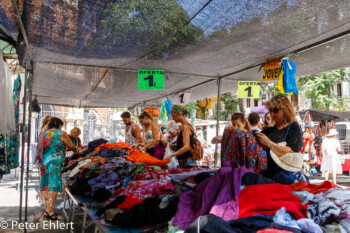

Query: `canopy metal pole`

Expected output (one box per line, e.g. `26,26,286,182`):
24,73,33,228
19,71,28,222
214,79,221,168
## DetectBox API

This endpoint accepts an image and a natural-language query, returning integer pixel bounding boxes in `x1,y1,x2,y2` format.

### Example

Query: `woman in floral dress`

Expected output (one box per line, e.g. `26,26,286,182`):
40,117,79,220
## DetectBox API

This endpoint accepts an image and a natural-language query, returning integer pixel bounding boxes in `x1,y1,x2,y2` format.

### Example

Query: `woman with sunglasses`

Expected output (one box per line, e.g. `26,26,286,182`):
255,95,307,184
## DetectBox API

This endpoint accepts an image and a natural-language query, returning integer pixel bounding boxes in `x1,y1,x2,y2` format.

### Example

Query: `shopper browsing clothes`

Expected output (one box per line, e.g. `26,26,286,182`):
169,105,197,167
256,95,308,184
40,117,79,220
68,127,82,149
321,129,343,184
35,114,52,169
120,112,143,148
211,113,250,144
137,112,160,156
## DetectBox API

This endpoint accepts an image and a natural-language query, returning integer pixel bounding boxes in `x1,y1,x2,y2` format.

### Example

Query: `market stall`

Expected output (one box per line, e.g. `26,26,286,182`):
2,0,350,231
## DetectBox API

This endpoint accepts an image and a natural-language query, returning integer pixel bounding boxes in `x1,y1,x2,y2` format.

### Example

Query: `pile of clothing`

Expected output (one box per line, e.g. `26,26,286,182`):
62,139,350,233
62,140,215,230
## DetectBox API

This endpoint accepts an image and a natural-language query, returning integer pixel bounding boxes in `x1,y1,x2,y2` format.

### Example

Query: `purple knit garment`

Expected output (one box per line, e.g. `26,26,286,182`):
173,160,253,230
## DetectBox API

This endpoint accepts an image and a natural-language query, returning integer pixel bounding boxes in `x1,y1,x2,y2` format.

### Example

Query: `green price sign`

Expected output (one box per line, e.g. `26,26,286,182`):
238,81,261,99
138,70,164,90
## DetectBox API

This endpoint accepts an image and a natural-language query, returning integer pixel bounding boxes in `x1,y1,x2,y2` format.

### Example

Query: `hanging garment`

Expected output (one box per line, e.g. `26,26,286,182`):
238,183,308,220
173,161,253,230
221,127,267,172
8,74,21,170
0,52,15,133
160,99,167,123
166,97,172,117
283,60,298,95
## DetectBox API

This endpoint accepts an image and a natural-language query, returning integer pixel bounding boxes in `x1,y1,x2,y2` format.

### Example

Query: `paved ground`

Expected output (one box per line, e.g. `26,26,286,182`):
0,169,92,233
0,169,349,233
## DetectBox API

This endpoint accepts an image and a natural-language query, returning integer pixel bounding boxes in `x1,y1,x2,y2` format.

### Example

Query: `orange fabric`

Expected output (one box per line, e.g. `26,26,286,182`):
290,181,340,194
94,142,132,151
125,150,168,167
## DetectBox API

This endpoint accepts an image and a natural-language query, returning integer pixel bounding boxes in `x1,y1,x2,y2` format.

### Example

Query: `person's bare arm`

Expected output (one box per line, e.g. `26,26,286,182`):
78,139,82,148
141,124,160,151
61,131,79,154
173,125,191,157
255,132,294,157
131,125,144,148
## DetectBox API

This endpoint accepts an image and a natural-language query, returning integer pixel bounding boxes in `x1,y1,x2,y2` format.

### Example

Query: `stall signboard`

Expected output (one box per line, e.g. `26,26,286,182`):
138,70,164,90
262,57,282,81
176,90,191,104
238,81,261,99
145,107,160,119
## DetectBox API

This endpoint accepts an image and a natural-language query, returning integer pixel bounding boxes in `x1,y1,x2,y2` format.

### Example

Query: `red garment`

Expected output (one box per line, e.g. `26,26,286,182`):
117,194,143,210
238,184,308,219
290,181,340,194
125,150,168,167
94,142,132,151
134,167,208,180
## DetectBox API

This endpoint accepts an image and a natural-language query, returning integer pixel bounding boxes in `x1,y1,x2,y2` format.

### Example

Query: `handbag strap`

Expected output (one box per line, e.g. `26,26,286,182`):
283,121,295,141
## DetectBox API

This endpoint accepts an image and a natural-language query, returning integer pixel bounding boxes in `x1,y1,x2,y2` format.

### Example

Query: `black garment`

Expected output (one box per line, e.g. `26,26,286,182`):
184,214,273,233
194,171,215,184
176,123,194,161
88,138,108,150
146,147,155,157
92,189,112,202
260,121,302,179
96,195,127,217
241,172,274,186
111,195,179,228
69,136,81,146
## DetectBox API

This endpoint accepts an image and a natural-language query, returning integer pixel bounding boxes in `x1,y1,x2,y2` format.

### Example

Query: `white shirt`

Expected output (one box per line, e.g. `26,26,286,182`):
322,138,340,157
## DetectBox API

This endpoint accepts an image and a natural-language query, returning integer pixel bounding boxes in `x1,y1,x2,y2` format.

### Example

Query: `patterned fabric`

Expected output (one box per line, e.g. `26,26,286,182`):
40,130,66,192
8,75,21,170
221,127,267,172
0,75,21,176
0,134,7,175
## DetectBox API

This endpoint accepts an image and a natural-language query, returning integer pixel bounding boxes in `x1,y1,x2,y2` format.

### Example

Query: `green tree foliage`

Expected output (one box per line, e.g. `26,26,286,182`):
100,0,204,57
298,69,350,111
214,93,238,121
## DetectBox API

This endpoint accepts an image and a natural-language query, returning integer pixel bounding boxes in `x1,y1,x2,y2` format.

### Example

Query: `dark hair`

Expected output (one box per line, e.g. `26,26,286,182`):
139,112,152,120
121,112,131,118
231,113,250,131
248,112,260,126
48,117,64,129
171,105,189,117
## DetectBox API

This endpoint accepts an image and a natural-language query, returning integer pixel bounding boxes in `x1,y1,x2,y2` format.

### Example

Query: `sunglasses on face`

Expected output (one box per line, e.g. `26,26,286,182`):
269,108,282,113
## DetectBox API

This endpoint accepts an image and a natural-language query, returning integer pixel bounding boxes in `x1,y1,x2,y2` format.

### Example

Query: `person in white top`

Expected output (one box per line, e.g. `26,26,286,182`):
321,129,342,184
117,130,125,142
120,112,143,148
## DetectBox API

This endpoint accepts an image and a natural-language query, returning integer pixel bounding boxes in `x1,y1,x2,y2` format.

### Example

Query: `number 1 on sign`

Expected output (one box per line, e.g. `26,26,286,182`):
179,93,184,103
244,86,252,97
144,75,154,87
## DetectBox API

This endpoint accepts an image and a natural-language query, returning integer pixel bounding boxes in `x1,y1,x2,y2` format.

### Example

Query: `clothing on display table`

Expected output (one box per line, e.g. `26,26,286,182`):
173,161,252,230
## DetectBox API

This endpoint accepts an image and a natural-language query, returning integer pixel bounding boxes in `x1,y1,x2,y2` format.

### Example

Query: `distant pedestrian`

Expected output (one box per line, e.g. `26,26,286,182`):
321,129,342,184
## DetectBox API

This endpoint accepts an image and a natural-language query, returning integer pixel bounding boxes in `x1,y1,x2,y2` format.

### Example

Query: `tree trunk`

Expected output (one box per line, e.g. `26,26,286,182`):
238,98,245,115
